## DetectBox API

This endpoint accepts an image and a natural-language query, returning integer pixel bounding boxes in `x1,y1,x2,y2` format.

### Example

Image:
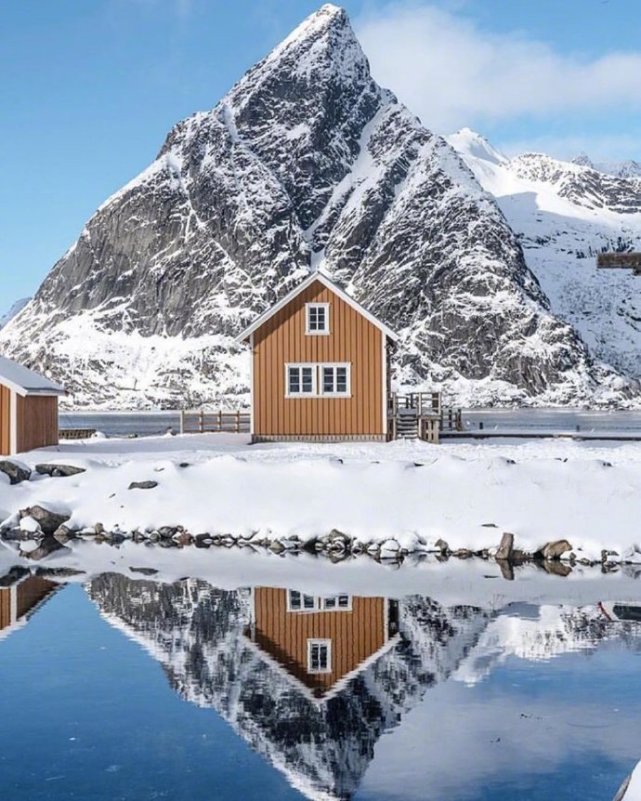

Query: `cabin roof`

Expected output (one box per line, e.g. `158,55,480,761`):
0,355,66,397
236,271,399,344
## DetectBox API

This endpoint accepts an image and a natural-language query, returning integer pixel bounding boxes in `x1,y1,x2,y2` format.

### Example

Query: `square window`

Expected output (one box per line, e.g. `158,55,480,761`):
319,364,350,397
287,365,316,396
306,304,329,335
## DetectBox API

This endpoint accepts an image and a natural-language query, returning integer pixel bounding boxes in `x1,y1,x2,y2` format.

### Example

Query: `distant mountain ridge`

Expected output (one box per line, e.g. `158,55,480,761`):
448,128,641,382
0,298,30,330
0,6,633,408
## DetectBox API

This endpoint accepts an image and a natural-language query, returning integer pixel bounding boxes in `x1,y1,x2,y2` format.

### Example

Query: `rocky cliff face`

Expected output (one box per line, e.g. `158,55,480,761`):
449,129,641,380
0,5,629,407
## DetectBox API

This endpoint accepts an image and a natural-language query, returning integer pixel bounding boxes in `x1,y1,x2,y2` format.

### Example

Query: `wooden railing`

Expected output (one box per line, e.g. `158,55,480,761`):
389,392,442,417
180,410,250,434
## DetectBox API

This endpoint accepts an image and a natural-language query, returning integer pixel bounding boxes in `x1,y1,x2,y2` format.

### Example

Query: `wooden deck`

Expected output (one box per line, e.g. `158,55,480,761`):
389,392,462,443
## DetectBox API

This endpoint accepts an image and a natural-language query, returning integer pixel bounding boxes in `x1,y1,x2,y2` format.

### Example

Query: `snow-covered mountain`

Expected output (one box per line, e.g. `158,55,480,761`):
449,128,641,380
0,4,625,409
0,298,30,330
573,153,641,182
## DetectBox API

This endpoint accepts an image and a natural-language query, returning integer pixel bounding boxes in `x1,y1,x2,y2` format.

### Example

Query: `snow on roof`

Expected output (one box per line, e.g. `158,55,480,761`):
0,355,65,397
236,271,399,344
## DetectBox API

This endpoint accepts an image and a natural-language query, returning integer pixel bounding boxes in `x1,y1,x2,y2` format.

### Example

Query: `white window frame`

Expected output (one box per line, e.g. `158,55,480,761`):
285,363,317,398
307,638,332,674
319,363,351,398
284,363,351,399
287,590,352,613
305,303,330,335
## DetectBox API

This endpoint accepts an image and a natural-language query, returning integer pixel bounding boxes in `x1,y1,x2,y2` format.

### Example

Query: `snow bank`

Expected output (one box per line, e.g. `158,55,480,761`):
1,434,641,563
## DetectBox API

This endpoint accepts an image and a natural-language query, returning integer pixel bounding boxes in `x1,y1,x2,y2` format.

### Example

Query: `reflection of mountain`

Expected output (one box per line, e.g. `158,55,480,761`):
86,576,641,801
88,576,490,801
0,571,59,642
454,603,641,685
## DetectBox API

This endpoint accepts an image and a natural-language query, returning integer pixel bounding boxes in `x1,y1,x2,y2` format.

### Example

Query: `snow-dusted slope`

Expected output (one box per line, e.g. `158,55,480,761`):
0,5,625,409
0,298,30,330
449,129,641,380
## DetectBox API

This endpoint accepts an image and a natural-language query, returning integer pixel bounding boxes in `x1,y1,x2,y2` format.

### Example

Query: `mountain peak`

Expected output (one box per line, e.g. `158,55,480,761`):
446,128,506,166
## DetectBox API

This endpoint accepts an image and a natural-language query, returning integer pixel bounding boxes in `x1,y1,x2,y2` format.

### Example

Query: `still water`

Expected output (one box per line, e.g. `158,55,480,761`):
1,573,640,800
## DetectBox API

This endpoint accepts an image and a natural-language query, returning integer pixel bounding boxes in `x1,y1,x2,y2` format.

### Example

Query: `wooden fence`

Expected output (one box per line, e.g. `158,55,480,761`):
180,410,250,434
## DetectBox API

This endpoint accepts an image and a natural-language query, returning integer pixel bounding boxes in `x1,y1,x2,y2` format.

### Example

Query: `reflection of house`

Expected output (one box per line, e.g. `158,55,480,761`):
245,587,399,698
0,574,59,639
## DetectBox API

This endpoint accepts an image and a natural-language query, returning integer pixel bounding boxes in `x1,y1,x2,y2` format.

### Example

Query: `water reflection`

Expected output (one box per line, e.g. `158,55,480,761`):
0,571,59,641
1,567,641,801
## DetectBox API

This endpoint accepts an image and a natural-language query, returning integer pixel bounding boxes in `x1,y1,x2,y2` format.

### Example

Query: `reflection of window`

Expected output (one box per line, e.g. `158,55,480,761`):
286,365,316,396
288,591,351,612
288,591,316,611
322,595,351,610
308,639,331,673
306,303,330,335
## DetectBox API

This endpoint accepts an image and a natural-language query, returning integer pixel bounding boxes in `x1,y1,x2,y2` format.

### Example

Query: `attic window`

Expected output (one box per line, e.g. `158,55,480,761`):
306,303,329,335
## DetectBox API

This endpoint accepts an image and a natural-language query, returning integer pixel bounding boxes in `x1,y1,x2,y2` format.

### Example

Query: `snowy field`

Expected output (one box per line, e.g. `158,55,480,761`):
1,433,641,565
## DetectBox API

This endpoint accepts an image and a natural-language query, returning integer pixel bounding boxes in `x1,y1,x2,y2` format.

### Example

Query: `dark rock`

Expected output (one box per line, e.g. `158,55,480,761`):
269,540,285,554
109,532,126,545
158,526,178,540
0,566,30,587
27,505,71,536
130,567,159,576
35,463,86,478
195,534,212,548
22,535,66,561
495,532,514,561
453,548,474,559
128,481,158,490
434,538,449,554
536,539,573,560
0,460,31,485
53,525,76,544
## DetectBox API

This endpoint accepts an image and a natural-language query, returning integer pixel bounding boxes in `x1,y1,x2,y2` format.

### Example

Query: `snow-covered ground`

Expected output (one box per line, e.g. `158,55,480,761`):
2,433,641,564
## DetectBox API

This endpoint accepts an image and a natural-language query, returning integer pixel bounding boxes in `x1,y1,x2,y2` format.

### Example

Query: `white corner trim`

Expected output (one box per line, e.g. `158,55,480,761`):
249,332,255,436
9,390,18,454
382,336,388,437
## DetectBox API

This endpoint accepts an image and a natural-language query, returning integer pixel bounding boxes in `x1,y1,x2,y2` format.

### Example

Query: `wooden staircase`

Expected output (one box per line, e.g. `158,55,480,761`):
389,392,461,443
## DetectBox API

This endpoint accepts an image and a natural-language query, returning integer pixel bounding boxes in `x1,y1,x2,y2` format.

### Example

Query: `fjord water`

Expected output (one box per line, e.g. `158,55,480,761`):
1,574,640,801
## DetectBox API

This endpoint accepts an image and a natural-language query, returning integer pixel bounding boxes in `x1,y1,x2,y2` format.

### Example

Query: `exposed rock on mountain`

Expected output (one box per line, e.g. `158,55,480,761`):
449,129,641,380
0,6,630,407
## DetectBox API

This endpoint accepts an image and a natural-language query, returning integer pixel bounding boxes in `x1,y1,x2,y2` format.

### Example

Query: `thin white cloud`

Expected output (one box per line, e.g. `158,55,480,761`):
355,3,641,135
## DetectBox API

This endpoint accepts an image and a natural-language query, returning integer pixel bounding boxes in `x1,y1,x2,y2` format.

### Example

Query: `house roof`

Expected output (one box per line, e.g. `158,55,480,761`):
236,271,399,344
0,355,66,397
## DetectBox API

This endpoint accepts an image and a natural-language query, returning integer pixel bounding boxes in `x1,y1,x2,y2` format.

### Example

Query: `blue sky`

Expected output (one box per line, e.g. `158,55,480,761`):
2,0,640,302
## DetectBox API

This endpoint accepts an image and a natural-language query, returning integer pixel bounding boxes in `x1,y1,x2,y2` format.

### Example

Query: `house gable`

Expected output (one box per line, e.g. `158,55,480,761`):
250,278,388,438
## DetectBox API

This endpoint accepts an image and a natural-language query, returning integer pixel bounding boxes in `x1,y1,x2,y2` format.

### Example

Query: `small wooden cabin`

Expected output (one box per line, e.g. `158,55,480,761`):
245,587,399,698
237,272,398,442
0,356,65,455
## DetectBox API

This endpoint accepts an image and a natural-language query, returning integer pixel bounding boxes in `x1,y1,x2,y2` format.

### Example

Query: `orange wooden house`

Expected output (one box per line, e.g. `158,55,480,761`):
244,587,399,699
237,272,399,443
0,355,65,455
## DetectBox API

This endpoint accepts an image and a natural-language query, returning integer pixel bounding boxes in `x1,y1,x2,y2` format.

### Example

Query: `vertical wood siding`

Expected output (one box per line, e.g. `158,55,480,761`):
16,396,58,453
253,281,384,437
0,385,10,455
252,587,387,692
0,577,57,634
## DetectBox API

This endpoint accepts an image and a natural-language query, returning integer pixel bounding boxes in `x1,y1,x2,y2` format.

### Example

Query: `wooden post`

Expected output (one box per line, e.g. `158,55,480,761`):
236,410,240,433
199,410,204,433
180,410,185,435
218,410,222,432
